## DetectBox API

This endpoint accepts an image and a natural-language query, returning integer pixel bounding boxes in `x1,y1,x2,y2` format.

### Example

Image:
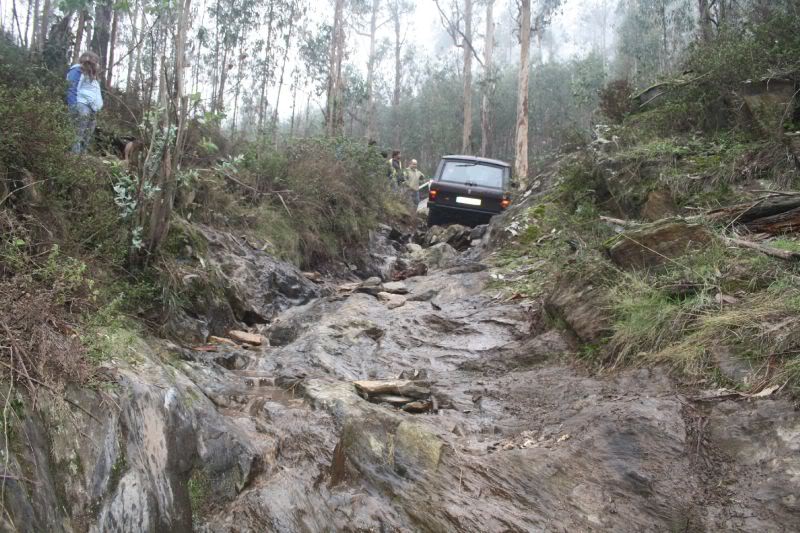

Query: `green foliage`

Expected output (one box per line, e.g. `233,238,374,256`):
599,80,635,124
188,468,210,519
0,86,74,183
227,136,406,267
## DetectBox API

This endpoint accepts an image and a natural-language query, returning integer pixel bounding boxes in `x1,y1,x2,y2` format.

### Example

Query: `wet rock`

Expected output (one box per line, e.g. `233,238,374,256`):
228,330,264,346
407,288,439,302
165,309,211,345
606,220,713,270
410,242,458,270
209,335,238,347
173,223,321,338
391,259,428,280
405,243,423,254
393,420,444,473
381,281,409,294
267,322,298,347
470,224,489,240
545,267,612,344
426,224,472,251
355,277,384,296
641,190,678,221
377,292,407,309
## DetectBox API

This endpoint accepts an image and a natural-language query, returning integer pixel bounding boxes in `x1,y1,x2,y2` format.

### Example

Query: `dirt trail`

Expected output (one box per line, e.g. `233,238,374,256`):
182,243,800,532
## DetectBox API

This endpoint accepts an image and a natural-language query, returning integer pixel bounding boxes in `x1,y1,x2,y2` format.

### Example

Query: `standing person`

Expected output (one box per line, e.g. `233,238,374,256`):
404,159,425,207
389,150,403,187
65,52,103,154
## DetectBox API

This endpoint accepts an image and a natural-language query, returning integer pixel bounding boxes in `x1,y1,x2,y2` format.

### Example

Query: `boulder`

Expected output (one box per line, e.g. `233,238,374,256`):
377,292,407,309
545,267,613,345
355,277,385,296
410,243,458,270
606,220,713,270
381,281,409,295
426,224,472,251
641,190,678,221
741,78,796,138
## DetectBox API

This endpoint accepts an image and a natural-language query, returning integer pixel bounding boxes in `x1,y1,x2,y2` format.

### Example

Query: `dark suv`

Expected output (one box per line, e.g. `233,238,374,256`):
427,155,513,227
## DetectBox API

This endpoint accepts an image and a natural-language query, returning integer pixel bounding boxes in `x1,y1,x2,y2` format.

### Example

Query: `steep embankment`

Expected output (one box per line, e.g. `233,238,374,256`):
3,219,799,532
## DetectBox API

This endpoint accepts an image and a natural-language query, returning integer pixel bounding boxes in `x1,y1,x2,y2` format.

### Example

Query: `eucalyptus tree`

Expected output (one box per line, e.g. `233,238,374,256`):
514,0,561,183
434,0,482,154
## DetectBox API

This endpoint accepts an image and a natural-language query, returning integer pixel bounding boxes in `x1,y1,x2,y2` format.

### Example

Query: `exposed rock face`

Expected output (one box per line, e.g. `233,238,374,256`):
424,224,472,251
165,223,322,344
606,220,713,270
409,242,458,270
1,339,265,533
545,267,613,345
641,190,678,221
4,223,800,533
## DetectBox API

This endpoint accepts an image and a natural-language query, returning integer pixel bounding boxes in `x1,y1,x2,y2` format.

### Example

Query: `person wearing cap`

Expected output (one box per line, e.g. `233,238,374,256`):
404,159,425,207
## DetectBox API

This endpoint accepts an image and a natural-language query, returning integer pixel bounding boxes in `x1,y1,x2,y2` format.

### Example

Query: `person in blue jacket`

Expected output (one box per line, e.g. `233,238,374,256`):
65,52,103,154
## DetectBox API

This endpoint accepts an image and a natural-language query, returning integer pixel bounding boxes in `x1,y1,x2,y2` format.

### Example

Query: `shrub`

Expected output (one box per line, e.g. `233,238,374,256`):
214,136,407,268
0,86,73,189
599,80,634,124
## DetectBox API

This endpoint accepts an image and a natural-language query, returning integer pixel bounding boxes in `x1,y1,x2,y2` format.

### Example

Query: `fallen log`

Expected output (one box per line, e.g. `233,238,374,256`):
745,207,800,235
707,196,800,226
722,236,800,261
353,379,431,400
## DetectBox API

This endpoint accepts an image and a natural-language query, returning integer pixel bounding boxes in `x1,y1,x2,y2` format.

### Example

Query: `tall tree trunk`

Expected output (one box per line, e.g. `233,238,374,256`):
698,0,713,41
326,0,346,136
257,3,275,132
216,46,230,113
289,71,299,139
134,0,145,98
106,8,119,86
461,0,473,154
31,0,40,50
365,0,380,141
480,0,495,158
392,0,401,148
174,0,192,170
514,0,531,184
72,10,86,62
38,0,50,52
91,0,113,76
272,7,296,145
23,0,32,48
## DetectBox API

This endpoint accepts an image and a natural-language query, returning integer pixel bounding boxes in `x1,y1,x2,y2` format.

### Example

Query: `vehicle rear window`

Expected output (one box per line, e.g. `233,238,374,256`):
439,161,505,188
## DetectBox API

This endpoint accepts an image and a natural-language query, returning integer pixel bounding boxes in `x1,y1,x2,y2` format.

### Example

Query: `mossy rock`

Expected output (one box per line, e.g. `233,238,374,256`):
605,220,713,270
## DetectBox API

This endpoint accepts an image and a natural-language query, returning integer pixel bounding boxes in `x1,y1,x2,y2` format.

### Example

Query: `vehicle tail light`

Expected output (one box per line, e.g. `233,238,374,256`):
501,198,511,209
429,189,438,201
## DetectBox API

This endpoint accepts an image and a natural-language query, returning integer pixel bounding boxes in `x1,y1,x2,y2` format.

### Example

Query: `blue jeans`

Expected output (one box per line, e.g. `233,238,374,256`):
70,103,96,154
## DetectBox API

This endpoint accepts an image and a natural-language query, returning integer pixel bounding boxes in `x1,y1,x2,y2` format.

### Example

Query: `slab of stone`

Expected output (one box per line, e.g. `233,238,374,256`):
606,220,712,270
228,330,264,346
381,281,409,295
377,292,407,309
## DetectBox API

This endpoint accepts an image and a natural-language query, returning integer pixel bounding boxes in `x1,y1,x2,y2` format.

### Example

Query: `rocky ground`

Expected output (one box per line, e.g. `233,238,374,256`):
3,223,799,532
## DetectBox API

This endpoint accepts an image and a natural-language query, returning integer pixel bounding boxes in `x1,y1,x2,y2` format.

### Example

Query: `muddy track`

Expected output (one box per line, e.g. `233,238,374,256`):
182,254,800,532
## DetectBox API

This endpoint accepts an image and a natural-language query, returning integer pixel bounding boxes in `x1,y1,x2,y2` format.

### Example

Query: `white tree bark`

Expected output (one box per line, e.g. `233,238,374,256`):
514,0,531,183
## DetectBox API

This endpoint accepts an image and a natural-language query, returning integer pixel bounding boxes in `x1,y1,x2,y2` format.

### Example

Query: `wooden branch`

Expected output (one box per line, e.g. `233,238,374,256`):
432,0,484,67
706,196,800,225
599,215,636,227
722,236,800,261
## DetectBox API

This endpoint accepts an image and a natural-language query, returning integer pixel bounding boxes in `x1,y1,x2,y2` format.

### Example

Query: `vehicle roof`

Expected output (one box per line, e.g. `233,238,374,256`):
441,155,511,168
